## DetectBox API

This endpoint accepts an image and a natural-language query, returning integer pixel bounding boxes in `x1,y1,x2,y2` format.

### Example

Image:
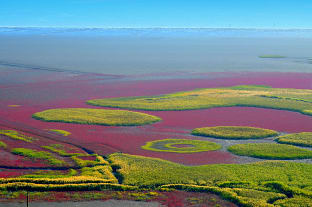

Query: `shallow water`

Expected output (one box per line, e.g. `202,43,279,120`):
0,28,312,76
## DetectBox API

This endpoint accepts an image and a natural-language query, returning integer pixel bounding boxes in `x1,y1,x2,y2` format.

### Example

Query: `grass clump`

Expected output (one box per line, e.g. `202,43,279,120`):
72,155,109,167
41,144,87,157
0,130,34,143
259,55,286,58
11,148,66,166
20,169,77,179
80,166,118,183
141,139,221,153
276,132,312,147
192,126,278,139
86,85,312,116
228,143,312,159
32,108,161,126
0,141,7,149
274,196,312,206
46,129,71,136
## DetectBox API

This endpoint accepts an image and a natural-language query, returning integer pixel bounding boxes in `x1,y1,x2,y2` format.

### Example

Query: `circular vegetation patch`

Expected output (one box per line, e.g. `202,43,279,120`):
192,126,278,139
228,143,312,160
276,132,312,147
141,139,221,153
32,108,161,126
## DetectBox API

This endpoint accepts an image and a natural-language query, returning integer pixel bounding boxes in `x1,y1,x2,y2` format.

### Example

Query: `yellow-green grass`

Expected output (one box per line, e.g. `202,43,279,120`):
80,166,118,182
86,85,312,116
11,148,66,166
0,177,114,185
192,126,278,139
19,166,117,183
0,130,34,143
303,110,312,115
72,155,109,167
108,153,312,206
0,141,7,149
0,182,137,192
7,105,20,107
41,144,88,157
46,129,71,136
141,139,221,153
276,132,312,147
228,143,312,160
32,108,161,126
20,169,77,179
259,55,286,58
273,196,312,206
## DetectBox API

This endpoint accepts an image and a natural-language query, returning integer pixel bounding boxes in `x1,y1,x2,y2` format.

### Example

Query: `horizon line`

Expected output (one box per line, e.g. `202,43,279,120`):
1,26,312,30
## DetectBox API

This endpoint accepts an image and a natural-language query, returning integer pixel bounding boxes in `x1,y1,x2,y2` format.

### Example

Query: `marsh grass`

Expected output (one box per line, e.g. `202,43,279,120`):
228,143,312,159
276,132,312,147
11,148,66,166
86,85,312,116
32,108,161,126
0,141,7,149
192,126,278,139
108,153,312,206
46,129,71,136
0,130,34,143
141,139,221,153
41,144,88,157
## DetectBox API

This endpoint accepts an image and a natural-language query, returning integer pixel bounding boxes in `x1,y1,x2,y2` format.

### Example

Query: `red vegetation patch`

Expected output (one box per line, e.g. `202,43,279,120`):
0,169,28,178
0,150,49,168
1,70,312,167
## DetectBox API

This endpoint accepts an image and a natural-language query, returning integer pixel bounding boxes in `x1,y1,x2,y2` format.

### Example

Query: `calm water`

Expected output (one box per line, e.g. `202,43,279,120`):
0,28,312,75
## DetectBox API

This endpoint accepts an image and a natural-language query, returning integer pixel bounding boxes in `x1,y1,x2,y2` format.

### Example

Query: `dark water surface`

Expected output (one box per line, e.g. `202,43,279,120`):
0,28,312,75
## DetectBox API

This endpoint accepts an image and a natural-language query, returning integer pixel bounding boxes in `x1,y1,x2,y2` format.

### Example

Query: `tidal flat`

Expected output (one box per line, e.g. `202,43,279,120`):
1,28,312,206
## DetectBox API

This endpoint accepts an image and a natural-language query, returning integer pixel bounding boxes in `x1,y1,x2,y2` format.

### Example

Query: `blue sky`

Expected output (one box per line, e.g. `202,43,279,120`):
1,0,311,28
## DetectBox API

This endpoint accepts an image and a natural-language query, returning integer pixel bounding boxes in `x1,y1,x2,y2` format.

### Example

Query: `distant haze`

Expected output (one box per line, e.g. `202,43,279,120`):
0,28,312,75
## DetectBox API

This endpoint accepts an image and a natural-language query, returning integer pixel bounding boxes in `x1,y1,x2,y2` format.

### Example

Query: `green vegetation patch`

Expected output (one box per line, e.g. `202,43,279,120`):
11,148,66,166
108,153,312,206
20,169,77,179
303,110,312,115
86,85,312,116
141,139,221,153
259,55,286,58
32,108,161,126
192,126,278,139
0,130,34,143
228,143,312,159
72,155,109,167
108,152,312,187
41,144,87,157
81,166,118,182
0,141,7,149
47,129,71,136
277,132,312,147
274,196,312,206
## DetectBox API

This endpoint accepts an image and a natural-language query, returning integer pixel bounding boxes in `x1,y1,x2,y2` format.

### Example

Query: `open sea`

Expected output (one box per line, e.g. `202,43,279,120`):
0,27,312,75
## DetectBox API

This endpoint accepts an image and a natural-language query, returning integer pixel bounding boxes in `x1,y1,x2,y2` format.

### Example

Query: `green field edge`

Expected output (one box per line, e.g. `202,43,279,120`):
31,114,162,126
87,101,312,118
141,139,222,153
191,127,279,140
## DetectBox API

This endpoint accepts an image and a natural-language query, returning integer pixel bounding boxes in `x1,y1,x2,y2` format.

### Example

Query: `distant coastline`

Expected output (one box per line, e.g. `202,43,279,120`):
1,27,312,38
